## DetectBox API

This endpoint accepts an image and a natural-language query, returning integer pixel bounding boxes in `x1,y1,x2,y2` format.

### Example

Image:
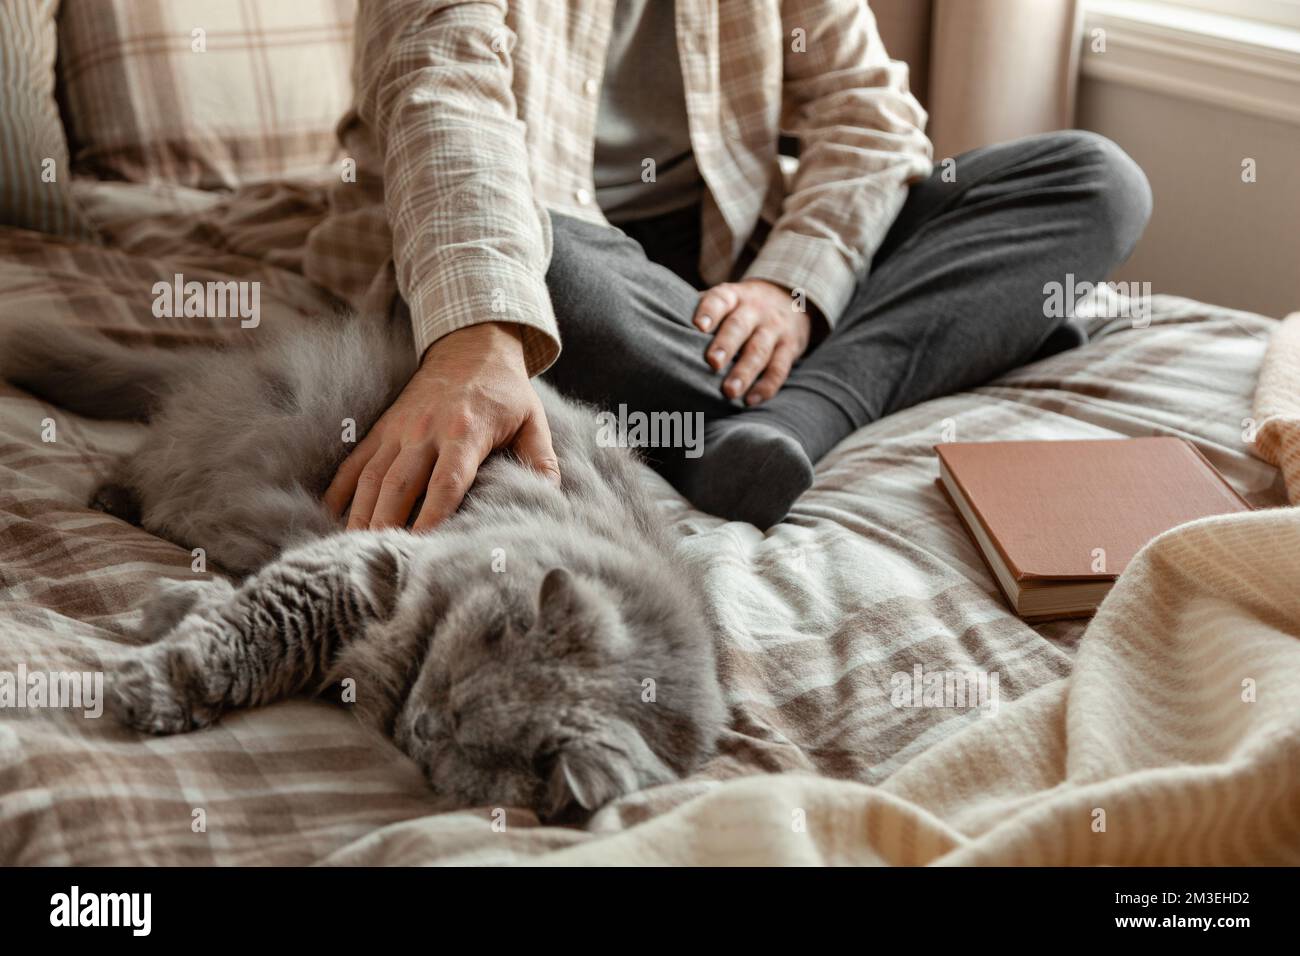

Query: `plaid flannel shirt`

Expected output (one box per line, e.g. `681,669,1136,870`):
306,0,933,374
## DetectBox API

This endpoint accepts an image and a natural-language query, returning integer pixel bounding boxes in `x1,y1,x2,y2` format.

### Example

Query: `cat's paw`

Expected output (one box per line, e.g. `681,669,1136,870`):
138,578,235,643
112,647,220,735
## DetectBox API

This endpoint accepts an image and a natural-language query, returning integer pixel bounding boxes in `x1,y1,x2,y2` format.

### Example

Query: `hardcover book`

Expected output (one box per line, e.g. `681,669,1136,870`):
935,437,1252,620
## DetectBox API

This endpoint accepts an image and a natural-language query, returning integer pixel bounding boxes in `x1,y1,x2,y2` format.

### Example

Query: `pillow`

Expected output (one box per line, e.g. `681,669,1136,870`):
57,0,356,190
0,0,95,237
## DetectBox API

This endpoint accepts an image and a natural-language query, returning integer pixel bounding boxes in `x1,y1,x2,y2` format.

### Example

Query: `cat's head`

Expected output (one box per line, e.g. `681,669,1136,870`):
396,566,719,823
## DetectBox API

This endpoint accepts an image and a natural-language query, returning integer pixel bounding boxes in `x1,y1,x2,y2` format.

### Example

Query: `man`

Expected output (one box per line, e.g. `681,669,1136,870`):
314,0,1151,530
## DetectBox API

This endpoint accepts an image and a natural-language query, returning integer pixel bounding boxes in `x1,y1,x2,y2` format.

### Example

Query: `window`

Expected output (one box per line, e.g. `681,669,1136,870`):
1086,1,1300,53
1157,0,1300,29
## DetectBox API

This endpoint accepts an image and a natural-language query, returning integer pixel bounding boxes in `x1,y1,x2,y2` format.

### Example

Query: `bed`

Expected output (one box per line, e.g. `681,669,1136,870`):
2,195,1296,863
3,0,1298,866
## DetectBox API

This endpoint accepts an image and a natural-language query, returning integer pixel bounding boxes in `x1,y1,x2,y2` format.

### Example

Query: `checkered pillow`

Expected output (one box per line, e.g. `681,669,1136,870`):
58,0,356,190
0,0,95,237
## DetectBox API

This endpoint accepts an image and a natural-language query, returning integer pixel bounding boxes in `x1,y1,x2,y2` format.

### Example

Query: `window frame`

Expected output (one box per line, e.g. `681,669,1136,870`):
1155,0,1300,30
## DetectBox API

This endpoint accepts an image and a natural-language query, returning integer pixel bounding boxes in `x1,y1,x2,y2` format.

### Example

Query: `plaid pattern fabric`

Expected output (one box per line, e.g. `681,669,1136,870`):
0,0,95,238
0,224,341,343
0,225,1286,861
57,0,356,191
304,0,933,372
78,178,338,281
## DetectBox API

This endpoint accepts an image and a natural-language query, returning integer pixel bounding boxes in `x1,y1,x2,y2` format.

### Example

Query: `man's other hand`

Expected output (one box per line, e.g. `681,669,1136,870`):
691,279,813,405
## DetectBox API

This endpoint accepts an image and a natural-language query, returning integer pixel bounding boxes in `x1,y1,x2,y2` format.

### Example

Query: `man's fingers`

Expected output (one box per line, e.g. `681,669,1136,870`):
725,326,778,399
323,432,381,518
693,285,739,333
747,342,800,405
708,306,759,371
369,443,438,529
346,443,400,530
512,409,562,487
411,441,485,532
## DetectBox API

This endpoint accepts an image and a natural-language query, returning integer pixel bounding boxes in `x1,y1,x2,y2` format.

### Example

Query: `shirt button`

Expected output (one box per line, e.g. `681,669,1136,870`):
583,77,599,95
575,188,592,205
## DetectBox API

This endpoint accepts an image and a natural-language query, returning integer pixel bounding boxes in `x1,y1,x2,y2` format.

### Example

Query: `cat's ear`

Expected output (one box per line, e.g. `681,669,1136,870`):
545,721,675,819
536,567,632,657
537,567,576,626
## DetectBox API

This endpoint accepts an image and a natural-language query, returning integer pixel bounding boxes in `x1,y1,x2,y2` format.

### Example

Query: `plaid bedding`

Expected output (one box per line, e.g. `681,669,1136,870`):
57,0,356,190
0,221,1285,864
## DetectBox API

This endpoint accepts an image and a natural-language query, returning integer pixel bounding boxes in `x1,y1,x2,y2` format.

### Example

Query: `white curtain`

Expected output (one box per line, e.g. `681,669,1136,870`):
870,0,1083,160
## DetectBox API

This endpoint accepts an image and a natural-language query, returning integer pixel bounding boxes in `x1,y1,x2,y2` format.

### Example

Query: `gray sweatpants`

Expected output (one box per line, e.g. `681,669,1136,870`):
542,131,1153,511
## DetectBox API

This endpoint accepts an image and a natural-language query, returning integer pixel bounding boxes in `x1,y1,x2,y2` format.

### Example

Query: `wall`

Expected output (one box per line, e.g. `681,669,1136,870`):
1076,6,1300,319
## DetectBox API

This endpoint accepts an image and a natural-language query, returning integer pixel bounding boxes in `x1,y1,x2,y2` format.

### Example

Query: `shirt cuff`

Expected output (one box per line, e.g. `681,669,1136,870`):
742,229,861,328
408,257,561,377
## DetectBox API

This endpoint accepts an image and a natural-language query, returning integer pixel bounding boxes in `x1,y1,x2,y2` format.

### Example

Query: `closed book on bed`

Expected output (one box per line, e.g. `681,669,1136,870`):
935,437,1252,620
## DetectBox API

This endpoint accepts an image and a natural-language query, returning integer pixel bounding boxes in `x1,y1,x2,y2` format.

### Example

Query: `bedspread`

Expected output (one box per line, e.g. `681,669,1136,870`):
0,224,1292,864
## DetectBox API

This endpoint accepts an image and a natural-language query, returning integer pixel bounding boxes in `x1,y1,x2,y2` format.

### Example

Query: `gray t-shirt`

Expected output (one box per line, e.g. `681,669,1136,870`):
592,0,702,224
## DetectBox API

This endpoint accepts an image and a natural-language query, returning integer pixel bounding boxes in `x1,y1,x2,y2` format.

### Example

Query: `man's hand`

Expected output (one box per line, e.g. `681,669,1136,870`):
324,322,560,531
691,279,813,405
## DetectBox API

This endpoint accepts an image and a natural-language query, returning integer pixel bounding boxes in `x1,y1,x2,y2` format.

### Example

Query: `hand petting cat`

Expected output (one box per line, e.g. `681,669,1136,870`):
325,321,561,531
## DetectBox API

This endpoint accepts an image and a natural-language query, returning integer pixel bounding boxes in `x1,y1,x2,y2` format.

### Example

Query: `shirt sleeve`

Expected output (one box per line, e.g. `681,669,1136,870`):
353,0,560,374
743,0,934,326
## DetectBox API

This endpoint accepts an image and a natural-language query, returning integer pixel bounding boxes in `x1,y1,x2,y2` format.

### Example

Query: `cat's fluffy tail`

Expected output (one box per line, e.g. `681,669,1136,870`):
0,320,194,420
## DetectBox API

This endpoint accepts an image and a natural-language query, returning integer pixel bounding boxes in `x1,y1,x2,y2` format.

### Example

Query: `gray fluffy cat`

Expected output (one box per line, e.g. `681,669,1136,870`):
2,312,726,820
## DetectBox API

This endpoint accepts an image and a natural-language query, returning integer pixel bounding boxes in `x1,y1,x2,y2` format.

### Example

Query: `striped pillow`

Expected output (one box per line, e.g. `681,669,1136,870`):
57,0,356,191
0,0,95,238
